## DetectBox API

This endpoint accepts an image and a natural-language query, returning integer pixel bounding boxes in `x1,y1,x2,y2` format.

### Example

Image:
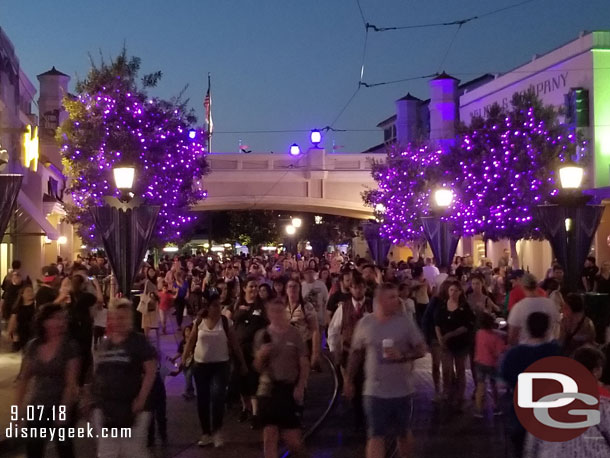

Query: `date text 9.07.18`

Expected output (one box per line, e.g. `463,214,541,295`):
11,405,67,422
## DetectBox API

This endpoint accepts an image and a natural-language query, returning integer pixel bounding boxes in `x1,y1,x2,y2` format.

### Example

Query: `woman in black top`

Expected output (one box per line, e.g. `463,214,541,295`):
434,280,475,411
8,285,36,351
16,304,80,458
233,276,268,427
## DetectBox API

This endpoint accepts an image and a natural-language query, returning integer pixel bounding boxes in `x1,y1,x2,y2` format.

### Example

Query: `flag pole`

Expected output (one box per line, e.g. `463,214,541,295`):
206,73,212,153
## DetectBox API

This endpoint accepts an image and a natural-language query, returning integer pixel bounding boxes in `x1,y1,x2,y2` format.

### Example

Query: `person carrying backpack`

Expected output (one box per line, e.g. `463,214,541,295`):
182,287,247,448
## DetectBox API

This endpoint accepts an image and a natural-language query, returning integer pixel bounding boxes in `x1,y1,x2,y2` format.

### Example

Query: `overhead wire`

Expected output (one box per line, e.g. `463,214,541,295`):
247,0,372,210
437,22,464,73
365,0,536,32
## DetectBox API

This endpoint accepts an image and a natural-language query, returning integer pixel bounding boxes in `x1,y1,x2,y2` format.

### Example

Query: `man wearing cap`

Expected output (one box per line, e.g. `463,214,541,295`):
507,272,560,346
36,265,61,305
507,269,546,311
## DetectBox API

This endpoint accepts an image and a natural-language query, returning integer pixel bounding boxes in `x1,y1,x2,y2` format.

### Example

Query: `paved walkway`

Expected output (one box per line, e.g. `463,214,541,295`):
0,319,510,458
0,318,337,458
305,357,509,458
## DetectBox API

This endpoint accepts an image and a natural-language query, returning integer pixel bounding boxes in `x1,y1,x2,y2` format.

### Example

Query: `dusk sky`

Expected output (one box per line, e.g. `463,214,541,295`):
2,0,610,153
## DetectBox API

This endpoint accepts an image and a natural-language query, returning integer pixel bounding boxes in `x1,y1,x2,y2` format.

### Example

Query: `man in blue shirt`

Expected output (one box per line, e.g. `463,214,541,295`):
500,312,561,458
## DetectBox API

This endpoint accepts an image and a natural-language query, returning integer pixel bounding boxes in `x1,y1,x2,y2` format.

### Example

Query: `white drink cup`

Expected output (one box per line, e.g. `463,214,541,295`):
382,338,394,358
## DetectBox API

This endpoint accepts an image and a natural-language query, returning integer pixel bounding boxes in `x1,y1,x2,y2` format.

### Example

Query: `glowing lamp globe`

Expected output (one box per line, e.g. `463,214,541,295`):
310,130,322,147
289,143,301,156
375,203,386,214
188,129,197,139
559,165,584,190
113,166,135,190
434,189,454,208
285,224,296,235
291,217,302,228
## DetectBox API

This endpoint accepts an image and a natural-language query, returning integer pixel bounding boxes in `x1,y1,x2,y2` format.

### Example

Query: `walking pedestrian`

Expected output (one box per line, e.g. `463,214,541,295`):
473,313,506,417
91,299,157,458
233,276,268,427
137,267,160,345
345,283,426,458
285,279,320,368
327,273,372,427
254,298,310,458
174,271,189,331
434,280,475,411
16,304,80,458
182,288,247,447
171,324,195,399
7,285,36,351
500,312,562,458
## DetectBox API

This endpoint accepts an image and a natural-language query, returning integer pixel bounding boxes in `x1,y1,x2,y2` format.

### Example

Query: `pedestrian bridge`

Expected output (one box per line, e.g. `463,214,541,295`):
193,149,385,218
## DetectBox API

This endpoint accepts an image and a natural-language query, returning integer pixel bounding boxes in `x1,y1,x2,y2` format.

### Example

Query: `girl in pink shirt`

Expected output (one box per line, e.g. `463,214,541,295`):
474,313,506,417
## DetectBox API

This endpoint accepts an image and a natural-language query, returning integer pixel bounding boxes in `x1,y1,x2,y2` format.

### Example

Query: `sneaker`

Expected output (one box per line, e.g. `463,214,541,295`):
238,409,250,423
493,408,503,416
473,411,484,418
198,434,213,447
213,432,224,448
250,415,262,430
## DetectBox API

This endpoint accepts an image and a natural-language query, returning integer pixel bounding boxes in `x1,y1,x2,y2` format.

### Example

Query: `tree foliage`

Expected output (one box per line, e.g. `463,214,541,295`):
365,90,584,243
58,49,208,245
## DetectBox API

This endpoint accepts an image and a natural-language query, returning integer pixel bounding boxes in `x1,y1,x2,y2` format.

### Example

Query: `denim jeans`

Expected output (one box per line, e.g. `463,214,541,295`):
193,361,230,434
184,365,194,395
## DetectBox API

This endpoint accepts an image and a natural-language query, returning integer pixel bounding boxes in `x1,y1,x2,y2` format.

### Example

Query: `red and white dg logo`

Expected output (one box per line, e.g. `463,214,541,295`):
514,356,600,442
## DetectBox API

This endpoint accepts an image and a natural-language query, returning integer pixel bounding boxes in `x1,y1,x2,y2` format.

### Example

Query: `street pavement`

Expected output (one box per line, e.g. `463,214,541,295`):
0,320,509,458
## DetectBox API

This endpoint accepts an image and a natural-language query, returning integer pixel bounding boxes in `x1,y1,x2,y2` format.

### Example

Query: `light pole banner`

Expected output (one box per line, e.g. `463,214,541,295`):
420,216,460,269
0,174,23,240
362,222,391,266
90,205,159,297
535,204,603,292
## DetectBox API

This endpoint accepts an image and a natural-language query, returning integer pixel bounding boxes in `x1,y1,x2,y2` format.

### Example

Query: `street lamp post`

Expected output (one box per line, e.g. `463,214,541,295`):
285,223,297,254
420,189,460,270
535,164,604,293
89,165,160,298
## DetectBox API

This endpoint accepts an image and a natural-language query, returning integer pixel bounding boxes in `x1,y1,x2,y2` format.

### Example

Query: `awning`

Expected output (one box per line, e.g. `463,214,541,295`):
17,191,60,240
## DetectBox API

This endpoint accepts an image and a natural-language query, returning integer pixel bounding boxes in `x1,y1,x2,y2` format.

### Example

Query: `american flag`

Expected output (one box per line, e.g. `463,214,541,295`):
204,73,213,149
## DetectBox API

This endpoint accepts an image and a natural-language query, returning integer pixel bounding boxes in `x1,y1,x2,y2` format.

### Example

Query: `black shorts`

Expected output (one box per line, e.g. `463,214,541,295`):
258,383,303,430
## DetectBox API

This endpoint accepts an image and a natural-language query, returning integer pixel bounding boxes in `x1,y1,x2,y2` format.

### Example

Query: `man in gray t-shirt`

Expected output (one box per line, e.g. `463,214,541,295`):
346,283,426,458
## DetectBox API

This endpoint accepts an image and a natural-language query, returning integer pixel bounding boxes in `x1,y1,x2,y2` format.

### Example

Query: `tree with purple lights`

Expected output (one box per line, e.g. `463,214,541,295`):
363,144,447,243
58,51,208,244
365,91,584,243
444,90,583,240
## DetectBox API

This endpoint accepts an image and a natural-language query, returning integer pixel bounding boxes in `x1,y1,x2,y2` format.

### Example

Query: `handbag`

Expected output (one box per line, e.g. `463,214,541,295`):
138,281,159,313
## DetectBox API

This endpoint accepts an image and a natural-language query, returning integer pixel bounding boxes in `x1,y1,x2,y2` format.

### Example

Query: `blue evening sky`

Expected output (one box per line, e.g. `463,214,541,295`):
1,0,609,153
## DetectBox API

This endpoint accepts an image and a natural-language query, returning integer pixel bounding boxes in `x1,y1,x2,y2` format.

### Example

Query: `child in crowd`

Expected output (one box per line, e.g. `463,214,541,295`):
171,324,195,399
92,302,107,350
158,281,176,334
148,353,180,447
473,312,506,417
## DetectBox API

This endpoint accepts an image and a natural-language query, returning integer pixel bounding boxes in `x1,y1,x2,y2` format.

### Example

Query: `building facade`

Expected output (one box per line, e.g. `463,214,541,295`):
368,31,610,277
0,26,76,282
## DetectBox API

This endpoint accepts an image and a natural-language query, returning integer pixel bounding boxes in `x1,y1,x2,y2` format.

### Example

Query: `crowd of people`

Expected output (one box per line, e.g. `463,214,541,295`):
1,248,610,458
